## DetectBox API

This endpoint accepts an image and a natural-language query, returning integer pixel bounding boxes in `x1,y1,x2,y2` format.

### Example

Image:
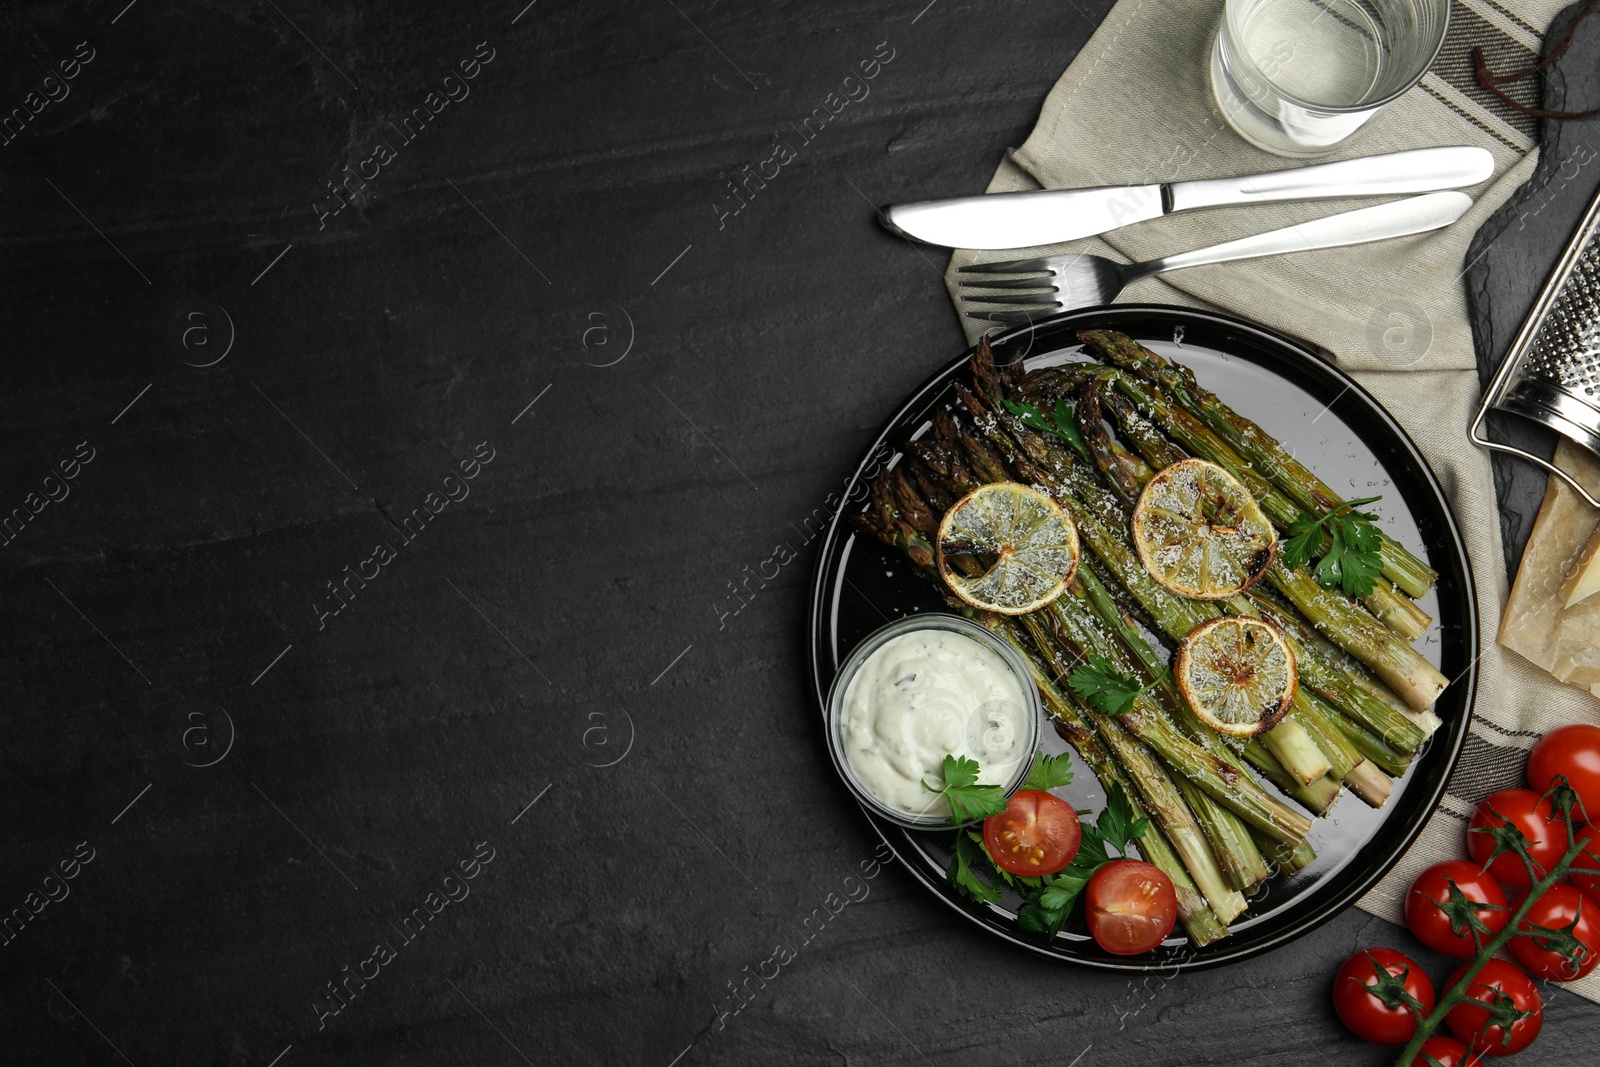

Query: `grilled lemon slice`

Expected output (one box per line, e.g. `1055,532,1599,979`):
1131,459,1276,600
1176,616,1297,737
936,482,1080,615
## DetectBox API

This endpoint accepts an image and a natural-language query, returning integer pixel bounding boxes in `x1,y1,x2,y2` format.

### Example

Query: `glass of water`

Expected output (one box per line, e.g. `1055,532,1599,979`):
1211,0,1451,157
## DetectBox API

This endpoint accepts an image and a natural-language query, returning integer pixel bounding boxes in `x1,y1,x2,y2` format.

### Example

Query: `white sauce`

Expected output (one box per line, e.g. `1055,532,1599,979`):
841,628,1030,818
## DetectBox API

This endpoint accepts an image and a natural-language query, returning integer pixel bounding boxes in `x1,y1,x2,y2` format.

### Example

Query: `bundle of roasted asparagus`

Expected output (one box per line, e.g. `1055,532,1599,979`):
854,329,1450,946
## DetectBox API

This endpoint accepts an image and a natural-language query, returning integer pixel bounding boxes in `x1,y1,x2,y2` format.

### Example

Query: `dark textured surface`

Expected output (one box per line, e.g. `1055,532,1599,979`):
1,2,1597,1066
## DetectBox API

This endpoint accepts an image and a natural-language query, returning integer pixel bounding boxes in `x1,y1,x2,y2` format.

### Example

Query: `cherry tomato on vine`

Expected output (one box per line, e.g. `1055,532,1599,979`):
1569,821,1600,898
1083,859,1176,955
1527,723,1600,821
1444,960,1542,1057
1404,861,1510,958
1405,1036,1480,1067
1507,882,1600,981
1331,947,1434,1045
1466,789,1562,889
982,789,1081,876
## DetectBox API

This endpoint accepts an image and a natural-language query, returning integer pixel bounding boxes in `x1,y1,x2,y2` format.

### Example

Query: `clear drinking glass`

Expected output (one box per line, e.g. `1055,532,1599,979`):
1210,0,1451,157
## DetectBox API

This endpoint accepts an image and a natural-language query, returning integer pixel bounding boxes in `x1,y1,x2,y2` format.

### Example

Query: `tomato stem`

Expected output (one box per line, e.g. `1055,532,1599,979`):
1391,828,1592,1064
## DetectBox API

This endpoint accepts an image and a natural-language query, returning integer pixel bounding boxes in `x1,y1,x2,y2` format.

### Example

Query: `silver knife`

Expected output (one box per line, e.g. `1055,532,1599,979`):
883,146,1494,250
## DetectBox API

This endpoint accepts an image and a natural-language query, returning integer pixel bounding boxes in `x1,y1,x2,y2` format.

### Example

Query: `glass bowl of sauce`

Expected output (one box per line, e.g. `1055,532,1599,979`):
825,613,1042,829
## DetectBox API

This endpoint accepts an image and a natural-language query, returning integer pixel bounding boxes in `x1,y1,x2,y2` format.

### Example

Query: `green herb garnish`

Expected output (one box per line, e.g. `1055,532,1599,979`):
1095,778,1151,855
1280,496,1386,597
1001,398,1089,461
1017,865,1095,938
949,830,1003,904
1066,654,1165,715
1022,751,1076,792
921,753,1009,825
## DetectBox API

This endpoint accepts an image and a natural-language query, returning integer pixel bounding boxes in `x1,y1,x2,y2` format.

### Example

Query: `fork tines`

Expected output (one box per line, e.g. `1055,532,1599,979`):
964,309,1063,323
955,277,1057,290
955,256,1058,274
958,255,1068,323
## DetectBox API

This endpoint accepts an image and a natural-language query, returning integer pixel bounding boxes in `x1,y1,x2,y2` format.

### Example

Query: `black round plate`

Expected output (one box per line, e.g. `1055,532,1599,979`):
806,305,1477,972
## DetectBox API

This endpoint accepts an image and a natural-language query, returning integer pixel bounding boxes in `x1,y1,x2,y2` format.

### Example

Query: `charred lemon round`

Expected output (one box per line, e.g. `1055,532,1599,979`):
936,482,1080,615
1131,459,1276,600
1176,616,1297,737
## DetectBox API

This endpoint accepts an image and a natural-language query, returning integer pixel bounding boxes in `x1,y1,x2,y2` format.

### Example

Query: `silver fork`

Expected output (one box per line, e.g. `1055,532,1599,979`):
958,192,1471,324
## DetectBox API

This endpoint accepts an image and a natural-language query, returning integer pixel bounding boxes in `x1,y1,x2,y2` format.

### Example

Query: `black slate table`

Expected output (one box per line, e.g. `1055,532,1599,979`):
4,2,1599,1065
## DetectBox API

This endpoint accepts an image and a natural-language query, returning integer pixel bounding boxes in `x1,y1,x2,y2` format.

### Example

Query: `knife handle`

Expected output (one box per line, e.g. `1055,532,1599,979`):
1165,147,1494,214
1137,191,1473,279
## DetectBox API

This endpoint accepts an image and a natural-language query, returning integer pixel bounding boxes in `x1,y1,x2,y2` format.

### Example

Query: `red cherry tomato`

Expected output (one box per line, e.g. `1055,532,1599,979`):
1507,882,1600,981
1444,960,1542,1057
1331,947,1435,1045
1404,861,1510,958
1527,723,1600,821
981,789,1081,876
1405,1036,1479,1067
1466,789,1562,889
1569,821,1600,898
1083,859,1176,956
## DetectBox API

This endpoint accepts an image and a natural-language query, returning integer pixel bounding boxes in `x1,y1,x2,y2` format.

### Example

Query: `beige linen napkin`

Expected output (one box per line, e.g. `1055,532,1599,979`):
941,0,1600,998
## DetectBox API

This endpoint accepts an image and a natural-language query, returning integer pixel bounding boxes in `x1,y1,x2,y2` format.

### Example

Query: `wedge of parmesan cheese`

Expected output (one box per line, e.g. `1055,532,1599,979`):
1560,520,1600,609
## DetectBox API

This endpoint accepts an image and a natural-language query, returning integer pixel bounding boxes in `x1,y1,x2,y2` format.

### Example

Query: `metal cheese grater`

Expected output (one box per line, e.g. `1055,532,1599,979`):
1472,181,1600,509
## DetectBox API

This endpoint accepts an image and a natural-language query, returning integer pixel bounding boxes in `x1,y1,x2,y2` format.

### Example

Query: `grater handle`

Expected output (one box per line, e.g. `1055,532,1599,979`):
1467,414,1600,509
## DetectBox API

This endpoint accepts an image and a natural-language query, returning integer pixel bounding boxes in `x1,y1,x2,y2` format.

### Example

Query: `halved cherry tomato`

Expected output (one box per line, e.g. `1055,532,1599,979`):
1404,860,1510,958
1083,859,1176,955
1571,821,1600,898
1508,882,1600,981
1331,947,1434,1045
1405,1036,1479,1067
1444,959,1542,1057
982,789,1080,876
1527,723,1600,822
1466,789,1562,889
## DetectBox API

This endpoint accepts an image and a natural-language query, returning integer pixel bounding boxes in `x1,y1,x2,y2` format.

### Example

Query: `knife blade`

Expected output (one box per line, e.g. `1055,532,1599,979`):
882,146,1495,250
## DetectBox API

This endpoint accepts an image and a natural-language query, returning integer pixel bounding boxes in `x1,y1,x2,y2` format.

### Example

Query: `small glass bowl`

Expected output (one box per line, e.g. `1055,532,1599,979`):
824,613,1043,830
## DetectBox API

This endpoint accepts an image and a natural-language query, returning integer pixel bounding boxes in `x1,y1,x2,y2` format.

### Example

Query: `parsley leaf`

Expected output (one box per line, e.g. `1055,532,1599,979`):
1097,783,1150,855
1279,496,1386,597
1075,821,1110,870
1050,404,1090,461
1001,399,1090,461
922,754,1009,825
1037,873,1092,911
1017,880,1069,936
1016,834,1107,937
1066,654,1164,716
992,865,1044,890
1022,751,1076,792
1017,860,1096,938
948,830,1003,904
1013,896,1054,936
